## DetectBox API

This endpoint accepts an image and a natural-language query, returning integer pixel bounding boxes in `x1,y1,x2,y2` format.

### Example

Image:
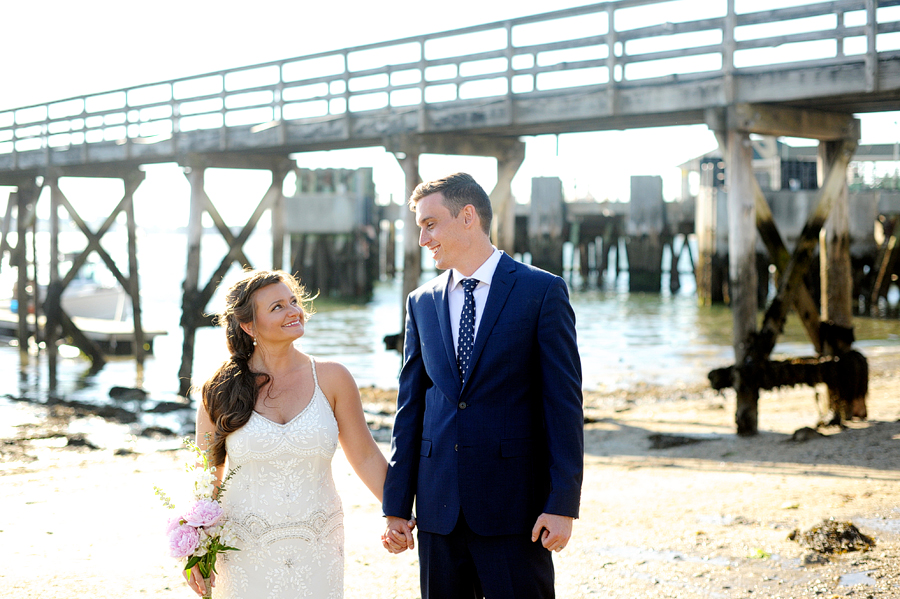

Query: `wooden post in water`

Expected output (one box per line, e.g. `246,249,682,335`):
124,170,146,365
15,182,36,352
819,140,866,420
627,176,666,292
529,177,565,275
400,151,421,340
0,192,13,277
179,164,205,398
490,142,526,256
725,130,760,436
272,167,287,271
819,141,853,326
47,177,61,388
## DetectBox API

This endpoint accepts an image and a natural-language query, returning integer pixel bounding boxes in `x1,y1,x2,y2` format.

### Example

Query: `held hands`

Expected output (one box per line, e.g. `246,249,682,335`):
382,516,417,553
531,513,574,553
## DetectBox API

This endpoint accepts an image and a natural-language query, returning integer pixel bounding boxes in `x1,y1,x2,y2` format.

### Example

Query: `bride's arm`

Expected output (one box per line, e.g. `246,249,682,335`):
322,361,414,553
322,361,388,502
195,403,226,486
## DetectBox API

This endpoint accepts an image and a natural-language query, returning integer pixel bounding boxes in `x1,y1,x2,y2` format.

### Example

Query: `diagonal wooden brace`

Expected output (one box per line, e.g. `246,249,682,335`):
714,131,822,353
197,171,287,309
754,138,857,359
179,167,252,268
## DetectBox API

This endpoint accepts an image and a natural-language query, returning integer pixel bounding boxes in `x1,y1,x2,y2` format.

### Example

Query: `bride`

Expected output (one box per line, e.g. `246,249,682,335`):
184,270,410,598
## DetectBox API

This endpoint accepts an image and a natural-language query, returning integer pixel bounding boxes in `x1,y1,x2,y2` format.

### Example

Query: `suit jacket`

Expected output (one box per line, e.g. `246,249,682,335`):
383,253,584,537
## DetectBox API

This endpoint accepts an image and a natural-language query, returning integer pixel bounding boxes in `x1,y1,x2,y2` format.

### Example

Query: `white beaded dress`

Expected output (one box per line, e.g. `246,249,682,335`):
216,358,344,598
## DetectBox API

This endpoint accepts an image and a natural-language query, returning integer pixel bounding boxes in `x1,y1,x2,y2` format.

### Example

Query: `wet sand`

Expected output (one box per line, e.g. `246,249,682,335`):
1,349,899,598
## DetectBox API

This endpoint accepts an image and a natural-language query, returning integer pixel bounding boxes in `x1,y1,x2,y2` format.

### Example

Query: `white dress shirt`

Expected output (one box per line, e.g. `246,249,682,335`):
449,248,502,357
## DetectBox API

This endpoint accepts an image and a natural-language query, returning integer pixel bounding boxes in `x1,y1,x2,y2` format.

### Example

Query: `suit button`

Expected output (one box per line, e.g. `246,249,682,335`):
454,444,458,452
458,401,467,409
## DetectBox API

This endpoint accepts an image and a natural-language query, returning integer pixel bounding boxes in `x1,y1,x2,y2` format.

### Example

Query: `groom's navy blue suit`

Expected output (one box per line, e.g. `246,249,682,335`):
384,252,583,597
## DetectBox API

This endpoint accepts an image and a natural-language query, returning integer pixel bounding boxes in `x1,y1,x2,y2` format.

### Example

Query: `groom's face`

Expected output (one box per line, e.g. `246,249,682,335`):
415,192,471,271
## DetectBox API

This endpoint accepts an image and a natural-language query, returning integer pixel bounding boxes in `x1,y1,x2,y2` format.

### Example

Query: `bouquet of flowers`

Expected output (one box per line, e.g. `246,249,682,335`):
155,437,239,599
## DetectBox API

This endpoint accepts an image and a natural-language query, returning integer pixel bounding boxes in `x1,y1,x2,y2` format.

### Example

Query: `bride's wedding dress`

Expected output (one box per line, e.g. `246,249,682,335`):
216,358,344,598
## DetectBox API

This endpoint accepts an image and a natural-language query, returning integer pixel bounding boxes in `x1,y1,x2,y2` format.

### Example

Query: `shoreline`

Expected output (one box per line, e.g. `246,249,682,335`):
2,343,900,456
1,350,899,597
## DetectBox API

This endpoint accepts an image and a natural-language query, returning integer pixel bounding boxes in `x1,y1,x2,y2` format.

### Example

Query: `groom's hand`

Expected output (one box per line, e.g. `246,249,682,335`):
382,516,416,553
531,513,574,553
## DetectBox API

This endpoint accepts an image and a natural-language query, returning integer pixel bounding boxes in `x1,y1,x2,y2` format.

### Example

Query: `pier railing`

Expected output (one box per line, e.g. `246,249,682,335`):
2,0,900,172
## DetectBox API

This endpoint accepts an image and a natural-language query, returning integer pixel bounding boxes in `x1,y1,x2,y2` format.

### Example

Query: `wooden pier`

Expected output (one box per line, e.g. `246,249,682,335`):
2,0,900,432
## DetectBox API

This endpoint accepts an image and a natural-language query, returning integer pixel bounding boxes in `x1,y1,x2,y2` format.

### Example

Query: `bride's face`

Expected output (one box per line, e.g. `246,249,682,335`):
246,281,306,345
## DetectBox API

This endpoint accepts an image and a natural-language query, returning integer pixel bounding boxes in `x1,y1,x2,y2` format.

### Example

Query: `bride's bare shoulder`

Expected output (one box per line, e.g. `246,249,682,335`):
312,358,358,392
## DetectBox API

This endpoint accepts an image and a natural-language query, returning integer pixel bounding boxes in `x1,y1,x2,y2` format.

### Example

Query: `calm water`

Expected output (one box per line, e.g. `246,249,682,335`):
1,229,899,442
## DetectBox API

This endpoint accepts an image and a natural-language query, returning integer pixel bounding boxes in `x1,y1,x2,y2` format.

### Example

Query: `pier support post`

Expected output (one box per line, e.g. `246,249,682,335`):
725,130,760,436
179,164,205,398
490,141,526,256
399,151,422,338
627,176,666,292
15,180,38,352
124,171,146,366
47,177,61,388
529,177,565,275
819,140,867,420
42,169,144,371
177,156,293,396
0,191,13,277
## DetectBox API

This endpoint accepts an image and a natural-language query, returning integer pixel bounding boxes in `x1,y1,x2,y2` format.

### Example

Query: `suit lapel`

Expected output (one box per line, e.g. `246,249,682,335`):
462,254,517,392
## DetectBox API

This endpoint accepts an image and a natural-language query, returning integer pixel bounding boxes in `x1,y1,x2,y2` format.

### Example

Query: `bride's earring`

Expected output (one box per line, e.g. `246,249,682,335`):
252,337,257,346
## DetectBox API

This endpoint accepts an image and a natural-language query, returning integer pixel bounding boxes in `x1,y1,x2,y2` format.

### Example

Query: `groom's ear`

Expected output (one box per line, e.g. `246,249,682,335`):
462,204,477,228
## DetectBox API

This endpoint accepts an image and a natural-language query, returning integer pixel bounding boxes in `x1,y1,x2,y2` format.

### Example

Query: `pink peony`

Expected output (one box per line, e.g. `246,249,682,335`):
182,499,224,528
168,523,200,558
165,515,183,534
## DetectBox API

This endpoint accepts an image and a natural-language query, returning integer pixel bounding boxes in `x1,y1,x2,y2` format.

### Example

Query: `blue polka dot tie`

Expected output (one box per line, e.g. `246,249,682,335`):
457,278,479,383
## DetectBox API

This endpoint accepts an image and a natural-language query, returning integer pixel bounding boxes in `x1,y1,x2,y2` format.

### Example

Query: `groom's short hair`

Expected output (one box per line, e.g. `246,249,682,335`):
409,172,492,236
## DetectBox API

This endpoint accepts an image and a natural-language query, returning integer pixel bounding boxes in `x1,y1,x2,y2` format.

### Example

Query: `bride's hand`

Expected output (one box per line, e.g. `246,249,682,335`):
382,516,416,553
183,565,215,596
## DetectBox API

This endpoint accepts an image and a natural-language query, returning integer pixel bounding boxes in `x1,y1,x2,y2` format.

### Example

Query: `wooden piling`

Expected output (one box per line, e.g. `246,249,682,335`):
870,216,899,311
529,177,565,275
47,178,60,388
179,165,205,398
400,152,421,339
15,184,34,351
819,140,867,421
725,130,759,436
627,176,666,292
754,139,857,359
124,171,146,366
491,142,526,256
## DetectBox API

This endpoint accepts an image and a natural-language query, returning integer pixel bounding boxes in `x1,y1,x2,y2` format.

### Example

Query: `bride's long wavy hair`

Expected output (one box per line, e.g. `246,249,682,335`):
201,269,314,467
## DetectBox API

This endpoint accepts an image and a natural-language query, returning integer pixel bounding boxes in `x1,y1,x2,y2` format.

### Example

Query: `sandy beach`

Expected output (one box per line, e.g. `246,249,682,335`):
1,348,899,598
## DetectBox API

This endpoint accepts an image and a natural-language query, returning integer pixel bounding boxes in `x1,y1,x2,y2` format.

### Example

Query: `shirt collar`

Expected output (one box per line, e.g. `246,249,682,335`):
450,248,502,291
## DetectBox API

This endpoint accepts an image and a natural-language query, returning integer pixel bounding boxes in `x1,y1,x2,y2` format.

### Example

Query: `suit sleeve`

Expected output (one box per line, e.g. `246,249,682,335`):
382,295,428,520
538,277,584,518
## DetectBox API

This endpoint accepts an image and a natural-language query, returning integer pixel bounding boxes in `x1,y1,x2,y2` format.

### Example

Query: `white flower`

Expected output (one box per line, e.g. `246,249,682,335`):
218,521,239,548
191,470,218,499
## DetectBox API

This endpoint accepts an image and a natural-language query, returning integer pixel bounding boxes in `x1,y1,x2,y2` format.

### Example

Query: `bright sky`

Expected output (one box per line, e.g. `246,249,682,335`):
2,0,899,227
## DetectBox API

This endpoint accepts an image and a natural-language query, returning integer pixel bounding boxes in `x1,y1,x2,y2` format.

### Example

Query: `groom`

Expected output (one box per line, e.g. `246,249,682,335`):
382,173,584,598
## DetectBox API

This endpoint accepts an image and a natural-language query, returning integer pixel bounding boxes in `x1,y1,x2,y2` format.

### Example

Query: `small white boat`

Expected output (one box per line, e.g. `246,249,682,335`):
61,282,132,322
60,260,132,321
26,261,134,322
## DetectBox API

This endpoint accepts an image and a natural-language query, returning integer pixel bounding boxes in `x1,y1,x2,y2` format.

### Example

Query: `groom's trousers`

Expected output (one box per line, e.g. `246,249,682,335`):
417,511,554,599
